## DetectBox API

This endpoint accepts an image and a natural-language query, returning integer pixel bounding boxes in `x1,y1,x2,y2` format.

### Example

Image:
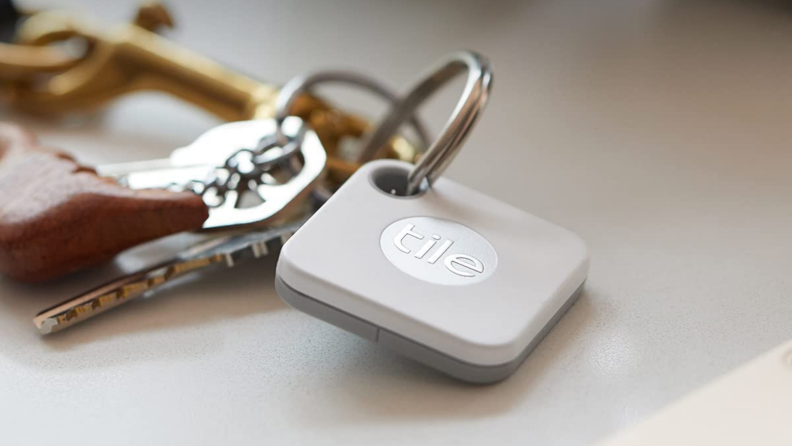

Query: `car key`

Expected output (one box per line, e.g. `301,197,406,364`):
275,52,590,384
34,220,305,335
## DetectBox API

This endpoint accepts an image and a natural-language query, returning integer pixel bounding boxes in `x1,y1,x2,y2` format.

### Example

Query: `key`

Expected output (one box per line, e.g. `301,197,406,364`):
274,52,590,384
29,68,435,332
34,220,305,334
6,3,278,120
3,62,431,284
98,117,326,230
0,117,325,282
1,3,420,181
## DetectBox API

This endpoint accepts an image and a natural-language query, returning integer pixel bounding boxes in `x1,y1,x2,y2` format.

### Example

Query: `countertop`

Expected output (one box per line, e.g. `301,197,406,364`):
1,0,791,444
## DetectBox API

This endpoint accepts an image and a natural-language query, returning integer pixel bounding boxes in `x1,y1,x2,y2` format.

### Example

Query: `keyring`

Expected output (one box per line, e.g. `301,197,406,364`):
357,51,492,195
274,70,430,150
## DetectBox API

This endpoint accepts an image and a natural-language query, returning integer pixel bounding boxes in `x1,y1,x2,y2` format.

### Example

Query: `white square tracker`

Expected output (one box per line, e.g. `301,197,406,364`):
276,160,589,383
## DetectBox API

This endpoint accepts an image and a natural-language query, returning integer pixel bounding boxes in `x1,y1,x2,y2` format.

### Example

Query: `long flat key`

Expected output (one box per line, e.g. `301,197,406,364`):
34,220,305,335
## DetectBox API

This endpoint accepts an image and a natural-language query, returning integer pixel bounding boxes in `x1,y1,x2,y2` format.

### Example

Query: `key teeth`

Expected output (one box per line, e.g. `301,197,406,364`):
251,241,269,258
32,221,307,335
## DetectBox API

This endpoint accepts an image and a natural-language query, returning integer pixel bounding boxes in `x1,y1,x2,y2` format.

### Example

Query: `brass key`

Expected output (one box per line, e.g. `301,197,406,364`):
8,5,277,120
0,2,420,182
0,2,423,283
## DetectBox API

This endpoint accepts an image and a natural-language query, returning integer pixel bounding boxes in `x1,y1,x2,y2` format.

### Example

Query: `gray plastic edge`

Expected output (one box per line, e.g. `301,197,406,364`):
275,275,585,384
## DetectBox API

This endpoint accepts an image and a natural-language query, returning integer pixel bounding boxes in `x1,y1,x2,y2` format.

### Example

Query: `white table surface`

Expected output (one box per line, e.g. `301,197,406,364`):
2,1,792,444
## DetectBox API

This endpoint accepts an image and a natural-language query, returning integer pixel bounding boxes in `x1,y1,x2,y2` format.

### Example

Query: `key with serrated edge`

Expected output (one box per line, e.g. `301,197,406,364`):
34,220,305,335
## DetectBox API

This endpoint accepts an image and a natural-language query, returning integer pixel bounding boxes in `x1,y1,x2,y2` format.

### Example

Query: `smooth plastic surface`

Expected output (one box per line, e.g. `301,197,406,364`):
277,275,585,383
276,160,589,374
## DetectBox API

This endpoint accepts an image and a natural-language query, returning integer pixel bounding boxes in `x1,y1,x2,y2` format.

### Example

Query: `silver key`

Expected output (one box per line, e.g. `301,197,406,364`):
34,220,305,335
32,71,433,336
98,117,327,229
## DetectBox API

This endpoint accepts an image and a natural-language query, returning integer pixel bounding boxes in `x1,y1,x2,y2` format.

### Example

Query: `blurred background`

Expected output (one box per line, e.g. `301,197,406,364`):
1,1,791,445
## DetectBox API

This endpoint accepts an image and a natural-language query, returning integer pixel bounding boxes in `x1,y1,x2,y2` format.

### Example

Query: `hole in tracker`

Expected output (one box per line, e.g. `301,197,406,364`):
370,165,427,198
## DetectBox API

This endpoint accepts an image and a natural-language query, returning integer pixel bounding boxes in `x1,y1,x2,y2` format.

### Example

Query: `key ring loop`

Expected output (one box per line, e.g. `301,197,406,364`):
358,51,493,195
274,71,431,150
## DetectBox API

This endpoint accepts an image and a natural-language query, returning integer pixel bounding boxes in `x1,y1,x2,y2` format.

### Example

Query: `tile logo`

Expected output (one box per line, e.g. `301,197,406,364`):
380,217,497,285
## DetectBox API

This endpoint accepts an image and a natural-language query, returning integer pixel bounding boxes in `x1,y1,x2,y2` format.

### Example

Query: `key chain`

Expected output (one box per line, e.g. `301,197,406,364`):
0,1,427,283
274,70,431,203
275,51,590,384
32,70,431,334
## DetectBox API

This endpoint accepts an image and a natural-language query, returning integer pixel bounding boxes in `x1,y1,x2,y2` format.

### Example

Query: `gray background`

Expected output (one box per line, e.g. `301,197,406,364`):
1,0,791,444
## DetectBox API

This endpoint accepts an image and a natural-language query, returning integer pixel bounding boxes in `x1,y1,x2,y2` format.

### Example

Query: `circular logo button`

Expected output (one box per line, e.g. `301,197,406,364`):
379,217,498,286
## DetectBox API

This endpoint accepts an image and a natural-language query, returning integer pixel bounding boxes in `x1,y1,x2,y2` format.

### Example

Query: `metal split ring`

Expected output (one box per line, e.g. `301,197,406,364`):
274,70,431,151
358,51,493,195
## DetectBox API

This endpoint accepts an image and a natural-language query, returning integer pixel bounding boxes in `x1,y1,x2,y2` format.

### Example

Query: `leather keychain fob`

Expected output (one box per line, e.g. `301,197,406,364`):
275,52,590,383
0,117,324,282
0,123,208,282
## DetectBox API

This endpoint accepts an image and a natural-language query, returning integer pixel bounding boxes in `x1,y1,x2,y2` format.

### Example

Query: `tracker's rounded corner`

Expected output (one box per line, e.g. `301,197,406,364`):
560,228,591,275
274,238,311,293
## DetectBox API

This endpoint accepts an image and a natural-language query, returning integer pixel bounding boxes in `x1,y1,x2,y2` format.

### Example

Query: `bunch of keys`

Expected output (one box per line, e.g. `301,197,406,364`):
28,48,589,385
0,1,427,283
32,71,430,334
275,52,590,383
